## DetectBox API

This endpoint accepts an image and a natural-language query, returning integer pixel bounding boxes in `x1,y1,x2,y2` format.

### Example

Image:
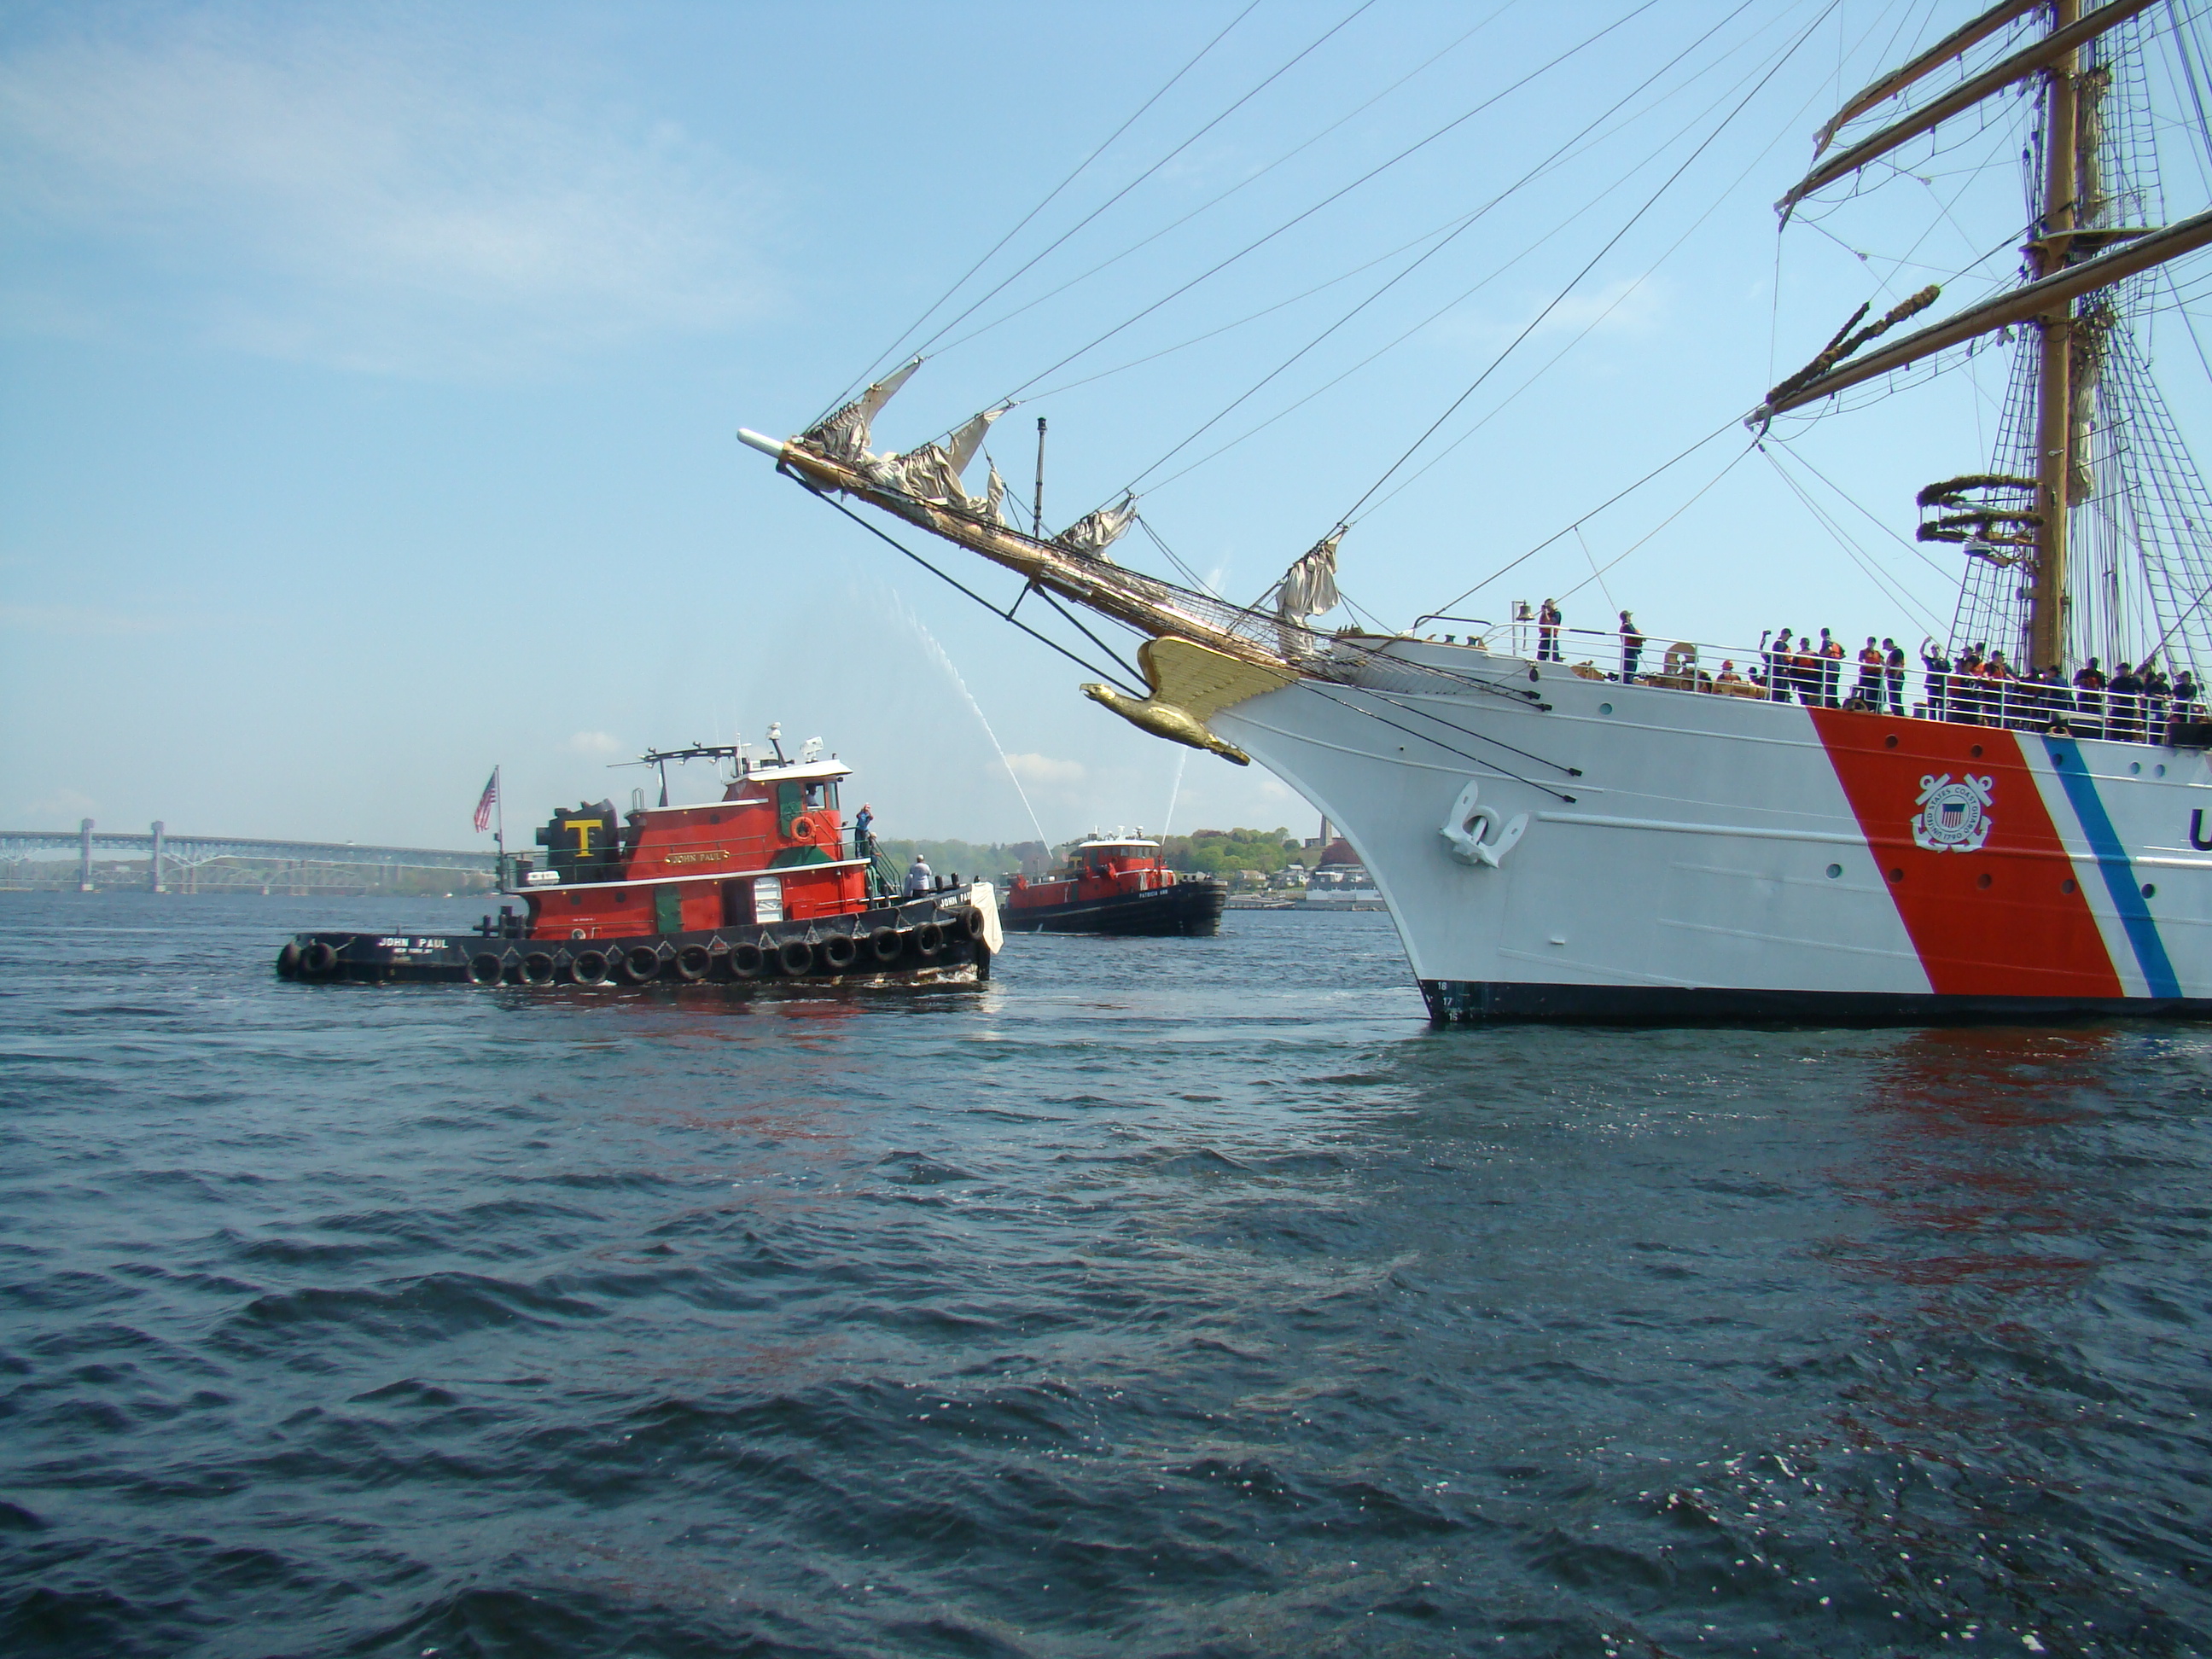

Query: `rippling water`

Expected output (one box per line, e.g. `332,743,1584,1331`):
3,892,2210,1656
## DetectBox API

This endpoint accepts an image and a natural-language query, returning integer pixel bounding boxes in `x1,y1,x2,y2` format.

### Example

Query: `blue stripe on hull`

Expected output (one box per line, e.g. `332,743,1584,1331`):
2039,736,2181,998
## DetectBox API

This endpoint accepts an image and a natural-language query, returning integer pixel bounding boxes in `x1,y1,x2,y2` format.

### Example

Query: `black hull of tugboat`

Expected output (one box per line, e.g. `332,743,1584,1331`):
277,893,992,988
1002,881,1227,936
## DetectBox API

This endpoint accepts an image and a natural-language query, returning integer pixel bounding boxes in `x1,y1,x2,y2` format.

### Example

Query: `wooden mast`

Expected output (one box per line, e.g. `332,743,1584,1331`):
2030,0,2082,673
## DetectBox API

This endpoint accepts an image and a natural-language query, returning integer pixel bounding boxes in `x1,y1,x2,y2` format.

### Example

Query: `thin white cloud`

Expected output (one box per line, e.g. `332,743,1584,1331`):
21,787,97,823
1438,274,1667,351
0,10,775,374
568,731,622,757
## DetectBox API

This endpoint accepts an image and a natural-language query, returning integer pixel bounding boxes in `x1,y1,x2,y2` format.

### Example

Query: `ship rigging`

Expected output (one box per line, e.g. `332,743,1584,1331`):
740,1,2212,1022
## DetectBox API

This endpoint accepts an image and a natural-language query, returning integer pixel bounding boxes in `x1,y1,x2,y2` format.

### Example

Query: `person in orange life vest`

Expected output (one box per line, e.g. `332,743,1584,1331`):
1855,637,1884,706
1817,627,1845,707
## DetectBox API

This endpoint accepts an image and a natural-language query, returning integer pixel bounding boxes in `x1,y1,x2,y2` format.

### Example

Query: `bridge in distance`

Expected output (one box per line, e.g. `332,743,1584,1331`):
2,821,498,891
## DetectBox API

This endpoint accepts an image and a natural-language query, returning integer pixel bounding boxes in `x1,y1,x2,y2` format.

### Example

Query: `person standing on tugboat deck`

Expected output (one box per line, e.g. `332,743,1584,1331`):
853,802,874,856
905,854,934,897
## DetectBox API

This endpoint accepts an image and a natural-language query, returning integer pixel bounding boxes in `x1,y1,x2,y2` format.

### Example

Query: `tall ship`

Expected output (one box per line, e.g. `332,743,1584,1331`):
1003,834,1227,934
279,733,1001,987
741,2,2212,1023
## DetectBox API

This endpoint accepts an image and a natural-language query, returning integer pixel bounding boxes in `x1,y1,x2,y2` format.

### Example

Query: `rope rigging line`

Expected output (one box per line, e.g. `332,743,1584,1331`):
821,0,1261,420
1759,445,1949,636
1292,684,1580,803
894,0,1383,376
1019,0,1802,416
1335,20,1871,525
1764,438,1957,579
1552,438,1762,606
812,491,1148,700
1333,0,1844,534
987,0,1668,410
1117,0,1768,498
1416,417,1744,626
1331,682,1584,776
931,0,1522,364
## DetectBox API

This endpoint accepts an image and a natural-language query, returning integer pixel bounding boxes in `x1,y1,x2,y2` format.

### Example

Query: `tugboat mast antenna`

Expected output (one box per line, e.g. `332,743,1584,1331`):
1033,416,1047,538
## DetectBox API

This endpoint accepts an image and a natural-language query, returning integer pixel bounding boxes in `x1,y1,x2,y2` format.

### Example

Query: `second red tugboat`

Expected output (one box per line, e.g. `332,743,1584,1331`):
1002,835,1227,936
278,732,1002,987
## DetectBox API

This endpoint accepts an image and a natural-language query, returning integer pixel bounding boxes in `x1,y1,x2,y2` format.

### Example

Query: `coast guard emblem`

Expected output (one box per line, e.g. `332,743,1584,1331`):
1912,773,1994,853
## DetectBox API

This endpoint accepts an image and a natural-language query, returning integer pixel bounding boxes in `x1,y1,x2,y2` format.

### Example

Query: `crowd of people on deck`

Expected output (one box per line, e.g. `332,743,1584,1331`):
1522,600,2203,742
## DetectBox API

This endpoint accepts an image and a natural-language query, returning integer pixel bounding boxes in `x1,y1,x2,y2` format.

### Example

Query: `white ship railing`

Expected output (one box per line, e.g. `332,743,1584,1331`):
1410,618,2208,749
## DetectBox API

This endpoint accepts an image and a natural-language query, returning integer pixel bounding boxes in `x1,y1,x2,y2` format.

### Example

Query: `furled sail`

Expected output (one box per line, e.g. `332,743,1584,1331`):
1808,0,2040,160
1754,206,2212,418
1779,0,2157,214
805,358,923,464
1273,530,1342,621
865,405,1007,510
1054,494,1138,560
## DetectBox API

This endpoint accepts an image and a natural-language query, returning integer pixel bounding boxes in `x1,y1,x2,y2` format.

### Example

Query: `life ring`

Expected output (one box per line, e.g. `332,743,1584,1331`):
673,944,713,981
468,953,504,986
958,905,987,941
276,941,300,977
621,946,661,984
521,952,556,987
820,933,858,972
777,938,817,976
789,814,818,842
730,941,765,979
912,921,944,959
573,949,610,986
868,926,903,963
300,940,339,976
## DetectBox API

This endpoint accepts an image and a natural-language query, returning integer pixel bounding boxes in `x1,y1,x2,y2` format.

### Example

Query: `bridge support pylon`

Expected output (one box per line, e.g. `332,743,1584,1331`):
79,818,94,892
150,821,166,893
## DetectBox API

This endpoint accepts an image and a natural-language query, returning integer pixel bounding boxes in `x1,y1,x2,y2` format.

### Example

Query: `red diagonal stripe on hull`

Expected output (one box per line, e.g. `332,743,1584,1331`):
1809,709,2120,997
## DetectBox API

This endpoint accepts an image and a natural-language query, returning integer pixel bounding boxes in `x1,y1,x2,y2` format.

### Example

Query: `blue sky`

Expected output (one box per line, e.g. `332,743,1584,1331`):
7,1,2210,849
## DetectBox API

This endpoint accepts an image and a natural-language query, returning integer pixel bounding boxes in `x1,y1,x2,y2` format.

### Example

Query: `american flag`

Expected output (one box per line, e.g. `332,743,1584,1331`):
473,769,499,834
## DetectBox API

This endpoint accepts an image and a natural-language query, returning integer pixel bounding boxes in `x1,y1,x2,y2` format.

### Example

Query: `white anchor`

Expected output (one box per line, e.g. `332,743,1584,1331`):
1440,779,1529,868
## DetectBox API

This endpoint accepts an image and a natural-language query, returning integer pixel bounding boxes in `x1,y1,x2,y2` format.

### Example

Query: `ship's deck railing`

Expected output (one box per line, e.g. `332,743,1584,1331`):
1406,617,2208,750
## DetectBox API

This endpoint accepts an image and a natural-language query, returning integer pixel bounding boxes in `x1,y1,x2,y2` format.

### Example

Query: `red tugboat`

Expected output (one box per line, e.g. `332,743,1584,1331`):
277,736,1002,987
1002,835,1226,936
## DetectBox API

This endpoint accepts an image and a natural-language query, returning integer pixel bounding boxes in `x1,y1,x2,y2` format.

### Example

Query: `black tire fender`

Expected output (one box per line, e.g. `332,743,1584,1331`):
300,940,340,976
573,949,610,986
819,933,859,972
468,953,504,987
730,941,765,979
276,941,301,978
868,926,903,963
777,938,816,976
673,944,713,981
912,921,944,959
959,905,987,941
621,946,661,984
521,952,556,987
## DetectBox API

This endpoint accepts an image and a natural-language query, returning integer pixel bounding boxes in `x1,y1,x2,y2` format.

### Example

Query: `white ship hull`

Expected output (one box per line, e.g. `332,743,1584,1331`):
1213,642,2212,1023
